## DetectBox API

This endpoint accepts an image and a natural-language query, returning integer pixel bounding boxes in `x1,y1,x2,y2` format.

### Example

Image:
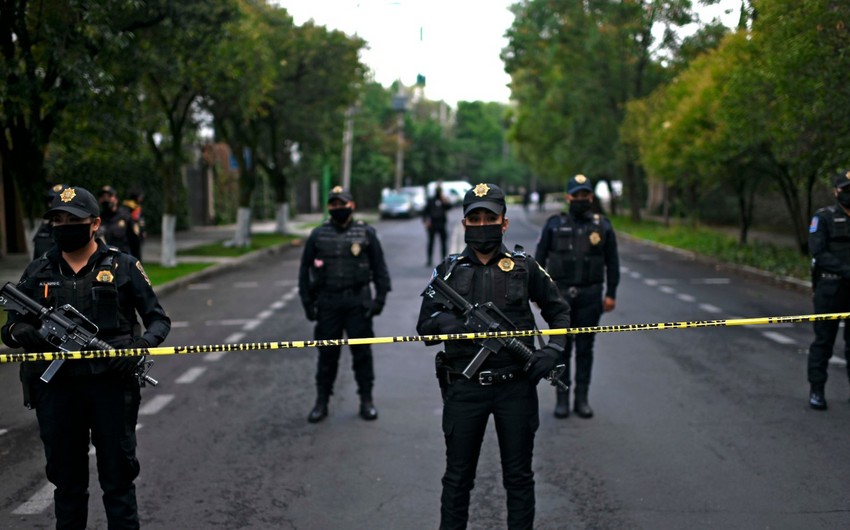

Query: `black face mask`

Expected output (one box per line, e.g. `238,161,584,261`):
53,223,93,252
100,201,113,215
329,207,353,225
569,199,592,217
464,223,503,255
838,190,850,207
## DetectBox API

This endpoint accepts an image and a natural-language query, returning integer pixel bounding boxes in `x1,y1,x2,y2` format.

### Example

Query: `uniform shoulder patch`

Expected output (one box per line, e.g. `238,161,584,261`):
136,261,152,286
810,216,819,233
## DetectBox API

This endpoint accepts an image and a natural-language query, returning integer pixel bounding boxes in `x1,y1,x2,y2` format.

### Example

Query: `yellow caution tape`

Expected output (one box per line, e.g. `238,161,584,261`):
1,311,848,363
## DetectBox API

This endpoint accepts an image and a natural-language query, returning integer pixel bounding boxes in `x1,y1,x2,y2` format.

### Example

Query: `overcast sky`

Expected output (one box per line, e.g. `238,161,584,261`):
275,1,742,108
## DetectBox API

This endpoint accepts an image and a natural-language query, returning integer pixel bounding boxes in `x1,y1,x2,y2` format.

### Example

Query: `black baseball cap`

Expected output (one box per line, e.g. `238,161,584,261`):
99,185,117,196
463,183,506,216
327,185,354,203
834,170,850,190
43,186,100,219
567,174,593,194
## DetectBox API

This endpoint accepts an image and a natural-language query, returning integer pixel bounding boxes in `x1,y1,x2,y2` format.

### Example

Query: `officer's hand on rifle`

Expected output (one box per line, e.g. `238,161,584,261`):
10,322,51,351
525,345,561,384
431,311,467,334
108,338,148,377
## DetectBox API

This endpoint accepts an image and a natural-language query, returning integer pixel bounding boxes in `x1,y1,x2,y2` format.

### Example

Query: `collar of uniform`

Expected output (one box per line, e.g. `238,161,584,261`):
461,244,510,265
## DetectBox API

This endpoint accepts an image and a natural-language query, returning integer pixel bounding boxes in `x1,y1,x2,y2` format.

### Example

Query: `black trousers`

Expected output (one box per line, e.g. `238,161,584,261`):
557,283,604,390
33,375,141,530
808,279,850,387
427,224,448,263
314,291,375,397
440,377,539,530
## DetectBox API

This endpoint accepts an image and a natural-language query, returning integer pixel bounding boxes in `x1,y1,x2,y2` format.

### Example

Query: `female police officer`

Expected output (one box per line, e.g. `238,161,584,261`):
1,186,170,529
417,183,570,529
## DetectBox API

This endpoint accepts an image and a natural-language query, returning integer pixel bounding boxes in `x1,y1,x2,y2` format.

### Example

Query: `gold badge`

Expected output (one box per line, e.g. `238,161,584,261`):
575,174,587,184
136,261,152,286
351,242,362,256
96,270,114,283
60,188,76,202
52,184,64,193
118,219,126,228
589,232,601,245
331,185,344,193
473,183,490,197
498,257,515,272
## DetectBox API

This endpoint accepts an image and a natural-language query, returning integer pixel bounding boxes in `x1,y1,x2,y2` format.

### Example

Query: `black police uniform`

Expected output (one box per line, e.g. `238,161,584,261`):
417,183,570,530
1,187,170,529
535,182,619,418
423,189,451,265
99,204,141,259
807,180,850,409
298,201,391,420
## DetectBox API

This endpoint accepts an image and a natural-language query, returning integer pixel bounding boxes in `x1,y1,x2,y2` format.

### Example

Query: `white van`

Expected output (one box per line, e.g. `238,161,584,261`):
427,180,472,206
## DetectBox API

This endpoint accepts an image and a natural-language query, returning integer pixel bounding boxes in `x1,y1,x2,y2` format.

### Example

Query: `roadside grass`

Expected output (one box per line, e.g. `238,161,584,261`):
611,215,810,281
143,262,216,286
177,233,298,257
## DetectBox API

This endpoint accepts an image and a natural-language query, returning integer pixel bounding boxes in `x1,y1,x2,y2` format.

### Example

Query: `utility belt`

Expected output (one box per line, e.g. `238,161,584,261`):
559,282,602,298
446,366,527,386
320,284,367,297
819,272,842,281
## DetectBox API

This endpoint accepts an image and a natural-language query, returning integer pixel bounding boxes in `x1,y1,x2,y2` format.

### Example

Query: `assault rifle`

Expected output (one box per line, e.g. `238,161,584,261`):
0,282,157,386
425,275,567,390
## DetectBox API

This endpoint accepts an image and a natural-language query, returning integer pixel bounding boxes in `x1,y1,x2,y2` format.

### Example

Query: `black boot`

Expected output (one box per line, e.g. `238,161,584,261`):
573,387,594,419
809,384,827,410
308,394,329,423
359,395,378,421
554,389,570,419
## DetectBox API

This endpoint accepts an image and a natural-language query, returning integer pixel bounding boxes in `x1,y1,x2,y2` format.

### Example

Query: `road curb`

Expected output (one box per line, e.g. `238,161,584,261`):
619,233,812,296
153,240,302,298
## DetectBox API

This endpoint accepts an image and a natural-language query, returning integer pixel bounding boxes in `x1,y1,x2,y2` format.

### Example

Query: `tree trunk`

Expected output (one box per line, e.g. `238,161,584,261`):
232,207,252,247
160,214,177,267
275,202,289,234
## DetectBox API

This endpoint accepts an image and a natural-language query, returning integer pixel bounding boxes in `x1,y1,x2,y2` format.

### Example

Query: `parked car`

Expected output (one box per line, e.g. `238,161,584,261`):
427,180,472,206
379,191,415,219
399,186,427,214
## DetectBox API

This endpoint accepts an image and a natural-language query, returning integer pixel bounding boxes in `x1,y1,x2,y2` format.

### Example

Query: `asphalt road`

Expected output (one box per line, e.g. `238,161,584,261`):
1,205,849,529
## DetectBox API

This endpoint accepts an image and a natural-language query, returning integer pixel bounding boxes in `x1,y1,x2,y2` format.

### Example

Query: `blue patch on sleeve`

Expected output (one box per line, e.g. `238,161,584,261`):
809,216,819,233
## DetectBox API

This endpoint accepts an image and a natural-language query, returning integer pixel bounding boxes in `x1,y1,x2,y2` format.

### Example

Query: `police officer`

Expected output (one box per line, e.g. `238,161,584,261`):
807,169,850,410
423,185,451,266
535,174,620,419
1,186,171,529
417,183,570,529
122,188,146,261
298,186,391,423
97,185,142,260
32,183,66,259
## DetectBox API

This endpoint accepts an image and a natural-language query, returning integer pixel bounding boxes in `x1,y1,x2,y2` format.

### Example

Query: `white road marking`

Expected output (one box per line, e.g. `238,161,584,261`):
205,319,251,327
692,278,731,285
761,331,796,345
271,301,286,310
170,321,190,328
0,428,7,436
829,357,848,367
257,310,273,320
187,283,213,290
699,303,723,314
138,394,175,415
12,482,54,515
677,294,696,302
234,281,259,288
205,351,227,362
175,367,207,384
644,279,658,286
243,319,262,331
629,271,642,279
282,289,298,302
275,280,296,287
659,286,676,294
225,332,245,343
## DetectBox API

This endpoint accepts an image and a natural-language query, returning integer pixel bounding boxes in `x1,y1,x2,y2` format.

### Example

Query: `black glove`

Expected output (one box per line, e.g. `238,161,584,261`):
525,346,561,385
108,339,147,377
430,311,467,335
11,323,51,351
366,298,385,318
303,301,318,322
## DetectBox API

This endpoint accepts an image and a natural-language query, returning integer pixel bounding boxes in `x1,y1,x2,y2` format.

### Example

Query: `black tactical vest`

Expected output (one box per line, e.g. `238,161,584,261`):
313,221,372,291
546,213,606,286
442,250,536,364
98,209,133,253
31,249,134,340
824,205,850,262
